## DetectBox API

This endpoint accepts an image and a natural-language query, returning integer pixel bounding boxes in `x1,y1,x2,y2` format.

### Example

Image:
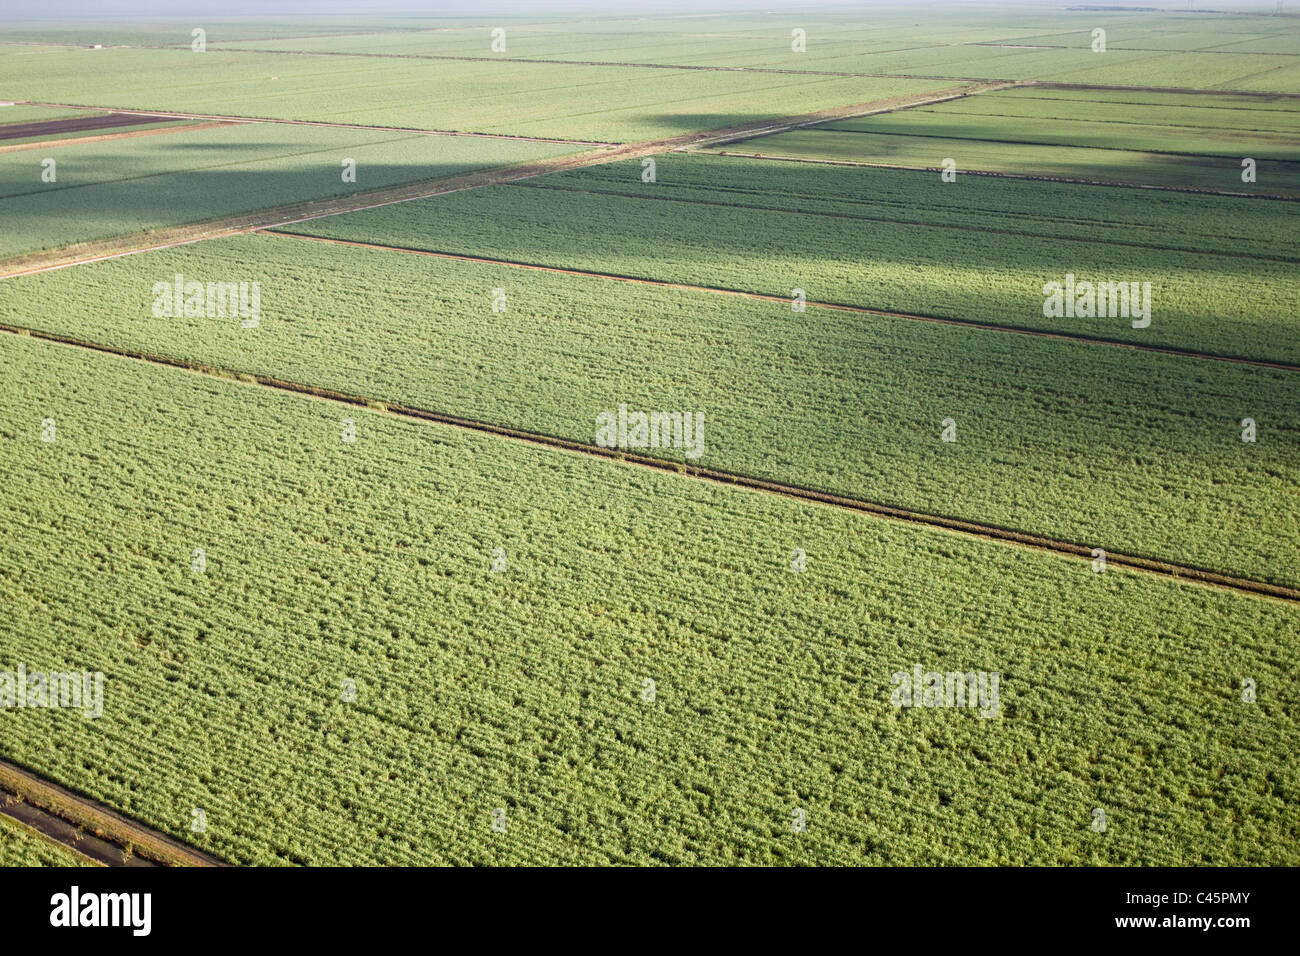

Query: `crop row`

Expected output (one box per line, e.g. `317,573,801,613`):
1,233,1296,588
1,334,1297,865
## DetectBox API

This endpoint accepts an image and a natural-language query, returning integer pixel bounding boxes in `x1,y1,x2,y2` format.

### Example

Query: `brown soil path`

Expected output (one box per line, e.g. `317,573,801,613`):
702,149,1300,200
511,180,1300,263
0,758,226,867
0,111,178,141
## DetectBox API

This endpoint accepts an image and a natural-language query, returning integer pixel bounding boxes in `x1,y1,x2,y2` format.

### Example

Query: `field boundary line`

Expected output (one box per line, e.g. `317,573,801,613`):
0,84,986,280
0,758,227,867
261,232,1300,373
697,150,1300,200
2,321,1296,604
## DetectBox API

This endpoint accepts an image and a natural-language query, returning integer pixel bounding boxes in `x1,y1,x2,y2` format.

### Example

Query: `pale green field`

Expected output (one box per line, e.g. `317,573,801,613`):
0,45,954,142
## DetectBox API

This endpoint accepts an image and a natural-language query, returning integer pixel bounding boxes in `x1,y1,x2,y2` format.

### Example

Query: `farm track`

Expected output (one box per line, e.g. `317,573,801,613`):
0,120,232,154
702,150,1300,200
263,231,1300,373
2,319,1297,604
0,758,226,867
0,83,993,280
509,181,1300,264
14,101,615,145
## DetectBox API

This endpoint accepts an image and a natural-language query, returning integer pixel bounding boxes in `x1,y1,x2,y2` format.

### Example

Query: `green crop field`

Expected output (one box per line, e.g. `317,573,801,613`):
822,96,1300,159
0,4,1296,883
0,233,1296,588
0,122,574,259
1,336,1296,866
0,45,955,142
208,11,1300,90
275,154,1300,363
713,128,1300,194
711,88,1300,192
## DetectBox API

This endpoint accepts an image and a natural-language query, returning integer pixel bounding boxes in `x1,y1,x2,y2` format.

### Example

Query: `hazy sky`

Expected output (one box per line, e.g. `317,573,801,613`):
2,0,1279,20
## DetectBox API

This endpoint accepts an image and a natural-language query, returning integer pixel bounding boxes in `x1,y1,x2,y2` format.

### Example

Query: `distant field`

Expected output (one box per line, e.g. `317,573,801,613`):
0,123,575,259
822,92,1300,159
208,12,1300,92
273,154,1300,364
718,129,1300,195
0,45,955,142
0,116,195,149
0,814,92,866
494,154,1300,259
0,18,432,47
713,86,1300,193
1,335,1296,866
1,232,1296,587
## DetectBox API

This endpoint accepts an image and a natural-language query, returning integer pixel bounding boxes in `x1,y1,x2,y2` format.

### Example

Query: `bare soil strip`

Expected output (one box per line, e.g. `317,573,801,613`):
513,181,1300,264
264,232,1300,374
16,101,617,145
0,120,230,154
0,759,225,867
0,111,178,142
0,84,987,280
702,150,1300,200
